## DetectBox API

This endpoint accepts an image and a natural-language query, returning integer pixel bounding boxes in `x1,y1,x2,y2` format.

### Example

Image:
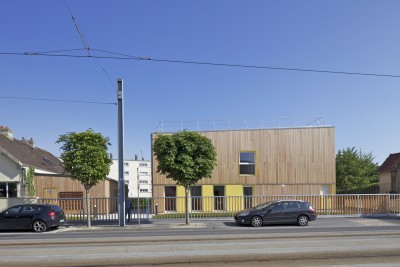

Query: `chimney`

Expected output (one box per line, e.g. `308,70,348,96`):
28,138,35,148
0,126,13,140
135,154,138,161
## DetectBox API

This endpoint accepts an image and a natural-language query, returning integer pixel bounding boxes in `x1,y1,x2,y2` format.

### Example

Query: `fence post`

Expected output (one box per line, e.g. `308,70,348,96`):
324,196,328,215
357,194,360,215
82,196,85,220
94,203,97,220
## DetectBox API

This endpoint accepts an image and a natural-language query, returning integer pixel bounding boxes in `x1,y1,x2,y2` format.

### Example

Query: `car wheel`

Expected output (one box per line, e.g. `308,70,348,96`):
297,215,309,226
32,220,47,232
251,216,263,227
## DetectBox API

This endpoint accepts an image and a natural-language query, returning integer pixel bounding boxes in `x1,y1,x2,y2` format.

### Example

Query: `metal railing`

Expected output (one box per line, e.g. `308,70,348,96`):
37,194,400,222
156,117,327,132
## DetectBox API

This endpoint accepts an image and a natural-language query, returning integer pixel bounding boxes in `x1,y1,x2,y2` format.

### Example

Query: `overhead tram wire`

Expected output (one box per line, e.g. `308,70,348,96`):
91,49,400,79
0,96,116,105
24,48,87,55
62,0,116,90
2,50,400,79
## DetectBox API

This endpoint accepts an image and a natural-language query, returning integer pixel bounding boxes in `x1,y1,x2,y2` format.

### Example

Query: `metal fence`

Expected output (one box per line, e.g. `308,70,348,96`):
37,194,400,222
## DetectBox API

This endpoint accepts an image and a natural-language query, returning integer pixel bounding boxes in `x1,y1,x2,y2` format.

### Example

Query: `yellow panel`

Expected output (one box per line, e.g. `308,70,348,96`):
202,185,214,212
226,185,243,212
226,185,243,196
176,186,186,213
176,186,186,197
202,185,214,197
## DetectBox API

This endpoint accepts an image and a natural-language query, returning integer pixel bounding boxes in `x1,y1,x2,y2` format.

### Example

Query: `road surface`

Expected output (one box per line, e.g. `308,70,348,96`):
0,217,399,266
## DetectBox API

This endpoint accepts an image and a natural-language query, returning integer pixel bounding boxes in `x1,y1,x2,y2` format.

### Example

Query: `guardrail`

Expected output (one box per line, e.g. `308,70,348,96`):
37,194,400,221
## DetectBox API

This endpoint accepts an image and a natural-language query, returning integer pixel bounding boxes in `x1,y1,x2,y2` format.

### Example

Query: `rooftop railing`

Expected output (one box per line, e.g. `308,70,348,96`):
156,117,328,132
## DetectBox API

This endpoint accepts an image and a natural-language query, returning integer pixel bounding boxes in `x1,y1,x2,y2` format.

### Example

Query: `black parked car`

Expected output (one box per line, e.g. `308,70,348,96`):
0,204,66,232
234,200,317,227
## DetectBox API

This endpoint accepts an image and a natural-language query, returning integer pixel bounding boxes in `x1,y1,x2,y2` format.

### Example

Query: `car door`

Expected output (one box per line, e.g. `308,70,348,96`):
263,202,285,224
282,201,301,222
0,205,23,229
19,205,37,229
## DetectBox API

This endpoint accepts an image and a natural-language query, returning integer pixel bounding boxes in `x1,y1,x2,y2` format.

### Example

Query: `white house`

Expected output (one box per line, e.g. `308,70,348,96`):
0,126,65,197
108,158,152,198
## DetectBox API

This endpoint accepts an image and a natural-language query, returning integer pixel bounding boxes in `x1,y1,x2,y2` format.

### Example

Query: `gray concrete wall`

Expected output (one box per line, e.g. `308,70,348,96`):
0,197,37,211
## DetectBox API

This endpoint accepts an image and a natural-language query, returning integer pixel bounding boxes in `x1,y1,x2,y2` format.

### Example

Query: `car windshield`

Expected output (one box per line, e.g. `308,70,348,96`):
253,202,273,210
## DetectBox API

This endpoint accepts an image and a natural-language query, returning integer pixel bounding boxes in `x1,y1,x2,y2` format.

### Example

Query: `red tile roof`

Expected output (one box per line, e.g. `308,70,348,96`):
0,134,64,174
378,153,400,173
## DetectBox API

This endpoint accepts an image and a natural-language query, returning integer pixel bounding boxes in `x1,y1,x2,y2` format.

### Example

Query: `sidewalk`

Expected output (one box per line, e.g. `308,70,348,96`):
61,214,400,232
62,218,215,231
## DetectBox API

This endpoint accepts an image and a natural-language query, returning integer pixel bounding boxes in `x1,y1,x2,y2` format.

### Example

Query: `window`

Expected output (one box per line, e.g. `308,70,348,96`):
139,172,148,176
239,151,256,175
191,186,202,211
139,163,148,167
214,186,225,211
124,171,129,175
43,157,55,167
285,202,300,211
6,205,22,214
271,203,285,212
139,180,148,184
243,186,253,209
0,182,18,198
140,189,148,193
22,206,38,213
165,186,176,211
124,162,129,166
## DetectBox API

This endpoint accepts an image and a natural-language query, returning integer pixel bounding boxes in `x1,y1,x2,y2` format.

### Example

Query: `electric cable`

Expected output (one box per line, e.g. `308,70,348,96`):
0,96,116,105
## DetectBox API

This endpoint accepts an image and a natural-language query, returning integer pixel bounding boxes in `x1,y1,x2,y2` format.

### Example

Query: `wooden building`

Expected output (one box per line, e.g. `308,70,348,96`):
378,153,400,193
152,126,336,212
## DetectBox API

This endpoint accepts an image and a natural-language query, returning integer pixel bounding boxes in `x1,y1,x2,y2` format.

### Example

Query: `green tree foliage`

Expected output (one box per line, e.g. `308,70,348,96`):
57,129,112,227
336,147,379,194
153,130,217,224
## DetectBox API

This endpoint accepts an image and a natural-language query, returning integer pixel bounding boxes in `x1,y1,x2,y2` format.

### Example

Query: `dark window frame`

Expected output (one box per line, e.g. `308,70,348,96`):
0,182,18,198
239,151,256,176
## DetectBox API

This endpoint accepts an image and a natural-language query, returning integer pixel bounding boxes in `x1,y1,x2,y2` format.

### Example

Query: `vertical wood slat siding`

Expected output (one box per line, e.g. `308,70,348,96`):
34,175,117,198
152,127,335,194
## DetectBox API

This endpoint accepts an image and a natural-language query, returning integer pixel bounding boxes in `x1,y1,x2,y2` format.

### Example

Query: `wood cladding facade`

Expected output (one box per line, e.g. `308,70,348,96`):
34,175,118,199
152,127,336,196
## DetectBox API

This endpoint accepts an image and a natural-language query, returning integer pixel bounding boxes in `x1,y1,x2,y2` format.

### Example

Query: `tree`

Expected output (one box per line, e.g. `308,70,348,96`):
336,147,379,193
153,130,217,224
57,129,112,227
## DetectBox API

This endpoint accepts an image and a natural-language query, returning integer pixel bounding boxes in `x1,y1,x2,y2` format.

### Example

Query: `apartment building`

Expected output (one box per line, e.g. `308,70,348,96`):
108,158,152,198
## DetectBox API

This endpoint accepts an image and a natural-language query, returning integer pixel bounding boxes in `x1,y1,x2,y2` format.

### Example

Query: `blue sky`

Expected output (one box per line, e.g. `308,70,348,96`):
1,1,400,164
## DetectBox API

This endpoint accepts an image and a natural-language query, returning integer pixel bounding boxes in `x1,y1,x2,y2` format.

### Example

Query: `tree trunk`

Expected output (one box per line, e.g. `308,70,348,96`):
85,187,91,228
185,186,190,225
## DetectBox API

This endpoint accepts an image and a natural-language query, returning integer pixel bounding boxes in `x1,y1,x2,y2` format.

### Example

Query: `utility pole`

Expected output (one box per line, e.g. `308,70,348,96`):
117,79,125,227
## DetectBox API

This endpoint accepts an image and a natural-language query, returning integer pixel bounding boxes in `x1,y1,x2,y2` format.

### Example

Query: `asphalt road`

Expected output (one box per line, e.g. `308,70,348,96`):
0,216,400,266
